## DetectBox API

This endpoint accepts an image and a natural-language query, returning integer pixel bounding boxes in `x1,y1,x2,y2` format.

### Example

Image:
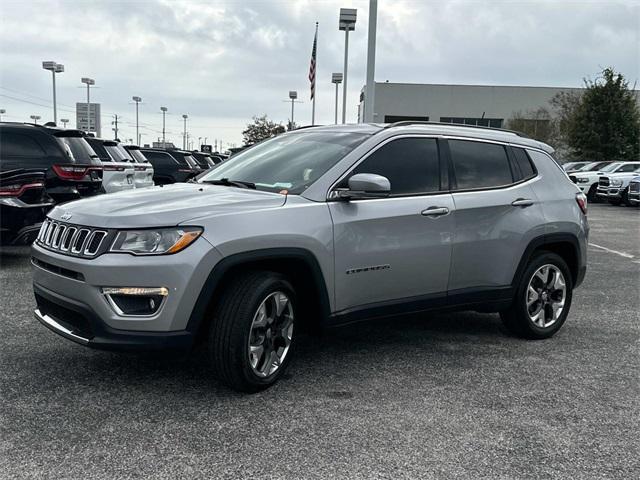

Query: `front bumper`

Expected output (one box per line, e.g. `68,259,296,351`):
31,236,223,349
34,284,193,350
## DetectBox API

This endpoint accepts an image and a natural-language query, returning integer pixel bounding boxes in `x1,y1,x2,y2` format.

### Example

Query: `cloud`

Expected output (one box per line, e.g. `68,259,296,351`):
0,0,637,147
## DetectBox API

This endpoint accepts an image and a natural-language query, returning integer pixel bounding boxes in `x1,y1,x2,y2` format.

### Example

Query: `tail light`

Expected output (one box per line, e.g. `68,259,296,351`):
0,181,45,197
134,166,147,171
576,192,588,215
103,165,126,172
178,169,193,173
53,164,102,181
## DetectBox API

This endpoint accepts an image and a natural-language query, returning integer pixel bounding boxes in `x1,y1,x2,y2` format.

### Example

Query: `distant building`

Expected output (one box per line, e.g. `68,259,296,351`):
358,82,640,127
76,102,101,137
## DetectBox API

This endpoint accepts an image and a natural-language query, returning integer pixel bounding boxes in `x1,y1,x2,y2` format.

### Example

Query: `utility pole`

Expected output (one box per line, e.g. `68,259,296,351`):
363,0,377,123
160,107,168,146
112,114,119,140
182,114,188,149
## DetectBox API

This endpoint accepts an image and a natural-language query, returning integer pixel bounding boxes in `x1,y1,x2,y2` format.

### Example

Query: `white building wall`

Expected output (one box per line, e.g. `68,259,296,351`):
359,82,639,125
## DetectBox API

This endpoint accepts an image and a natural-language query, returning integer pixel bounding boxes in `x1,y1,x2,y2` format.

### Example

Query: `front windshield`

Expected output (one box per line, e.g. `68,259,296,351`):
600,163,621,172
198,131,369,194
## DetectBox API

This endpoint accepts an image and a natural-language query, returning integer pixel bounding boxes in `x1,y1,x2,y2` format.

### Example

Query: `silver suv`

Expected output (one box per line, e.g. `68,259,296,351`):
32,123,589,392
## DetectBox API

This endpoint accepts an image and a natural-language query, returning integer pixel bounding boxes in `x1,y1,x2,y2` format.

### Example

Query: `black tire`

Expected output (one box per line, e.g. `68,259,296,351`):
621,188,631,206
586,184,598,202
208,271,297,393
501,251,573,340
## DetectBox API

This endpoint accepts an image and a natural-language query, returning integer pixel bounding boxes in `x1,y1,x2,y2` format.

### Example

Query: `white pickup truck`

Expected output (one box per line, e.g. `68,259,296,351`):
572,162,640,201
596,167,640,206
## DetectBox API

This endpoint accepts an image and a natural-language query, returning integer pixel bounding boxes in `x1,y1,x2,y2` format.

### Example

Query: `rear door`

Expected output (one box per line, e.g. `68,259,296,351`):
329,136,455,312
446,139,546,293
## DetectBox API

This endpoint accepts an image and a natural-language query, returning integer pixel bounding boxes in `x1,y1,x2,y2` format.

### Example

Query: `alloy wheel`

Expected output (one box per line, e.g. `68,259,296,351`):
248,291,294,378
526,264,567,328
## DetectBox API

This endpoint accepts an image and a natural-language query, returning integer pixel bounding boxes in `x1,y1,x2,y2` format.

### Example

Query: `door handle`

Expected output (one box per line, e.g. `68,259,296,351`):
421,206,449,217
511,198,534,207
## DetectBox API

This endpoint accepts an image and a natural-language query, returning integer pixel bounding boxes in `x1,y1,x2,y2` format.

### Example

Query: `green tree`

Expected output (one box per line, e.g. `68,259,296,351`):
507,107,557,145
242,115,285,146
568,68,640,161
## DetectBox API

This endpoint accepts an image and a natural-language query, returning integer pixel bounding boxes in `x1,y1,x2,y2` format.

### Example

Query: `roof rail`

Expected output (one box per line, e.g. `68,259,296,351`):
383,120,530,138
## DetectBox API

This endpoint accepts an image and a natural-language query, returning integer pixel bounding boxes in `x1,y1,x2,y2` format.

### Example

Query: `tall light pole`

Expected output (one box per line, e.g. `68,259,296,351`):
331,73,343,124
60,118,69,128
42,61,64,124
339,8,357,124
0,109,5,121
132,96,142,146
160,107,168,146
289,91,298,129
182,114,188,149
364,0,377,123
81,77,95,133
30,115,41,124
198,137,202,150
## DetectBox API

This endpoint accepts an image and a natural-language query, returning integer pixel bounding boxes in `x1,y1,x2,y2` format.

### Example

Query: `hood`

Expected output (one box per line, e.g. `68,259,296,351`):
48,183,287,228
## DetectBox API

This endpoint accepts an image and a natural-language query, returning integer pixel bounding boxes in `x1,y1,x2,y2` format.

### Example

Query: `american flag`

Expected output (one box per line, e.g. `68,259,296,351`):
308,26,317,100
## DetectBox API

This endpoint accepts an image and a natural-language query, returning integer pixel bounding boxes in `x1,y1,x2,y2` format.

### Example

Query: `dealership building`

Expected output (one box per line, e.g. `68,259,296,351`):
357,82,640,127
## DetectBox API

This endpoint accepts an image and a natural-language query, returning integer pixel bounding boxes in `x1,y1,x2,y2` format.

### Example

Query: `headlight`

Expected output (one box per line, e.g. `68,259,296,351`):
576,177,589,183
110,227,202,255
610,179,623,186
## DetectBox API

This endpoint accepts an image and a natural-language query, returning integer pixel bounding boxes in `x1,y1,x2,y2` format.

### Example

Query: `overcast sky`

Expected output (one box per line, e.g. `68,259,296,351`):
0,0,638,148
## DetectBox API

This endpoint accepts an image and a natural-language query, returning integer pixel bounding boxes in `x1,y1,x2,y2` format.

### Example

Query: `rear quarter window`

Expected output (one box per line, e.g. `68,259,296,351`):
0,132,46,157
512,147,537,180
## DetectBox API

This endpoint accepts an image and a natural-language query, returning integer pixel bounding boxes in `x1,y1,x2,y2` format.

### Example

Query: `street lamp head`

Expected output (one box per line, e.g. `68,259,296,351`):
132,96,142,102
30,115,41,120
160,106,168,112
81,77,95,86
289,91,298,100
182,114,188,119
42,61,57,71
339,8,357,31
54,64,64,73
332,73,343,84
60,118,68,123
0,109,5,114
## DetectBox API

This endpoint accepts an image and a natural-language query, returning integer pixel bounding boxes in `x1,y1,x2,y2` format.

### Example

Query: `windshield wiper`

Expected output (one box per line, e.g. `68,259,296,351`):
201,178,256,189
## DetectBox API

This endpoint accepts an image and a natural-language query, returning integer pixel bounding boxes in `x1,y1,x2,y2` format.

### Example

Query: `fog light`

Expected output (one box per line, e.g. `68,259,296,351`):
102,287,168,316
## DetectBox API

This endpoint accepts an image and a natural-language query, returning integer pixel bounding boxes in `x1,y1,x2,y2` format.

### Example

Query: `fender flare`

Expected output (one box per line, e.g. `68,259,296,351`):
185,247,331,334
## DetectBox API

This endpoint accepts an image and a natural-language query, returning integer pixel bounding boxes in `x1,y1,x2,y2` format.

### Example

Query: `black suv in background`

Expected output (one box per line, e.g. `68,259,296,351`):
165,149,204,175
140,148,198,184
0,169,55,244
0,123,103,203
191,151,217,169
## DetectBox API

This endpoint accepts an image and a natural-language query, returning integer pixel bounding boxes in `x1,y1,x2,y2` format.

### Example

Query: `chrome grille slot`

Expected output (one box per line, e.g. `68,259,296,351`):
45,222,58,246
61,227,77,251
37,220,49,242
84,231,107,256
52,225,66,248
71,229,90,254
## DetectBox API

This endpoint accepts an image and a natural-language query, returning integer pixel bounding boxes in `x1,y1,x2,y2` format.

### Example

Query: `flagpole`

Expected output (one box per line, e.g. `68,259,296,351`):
311,22,318,126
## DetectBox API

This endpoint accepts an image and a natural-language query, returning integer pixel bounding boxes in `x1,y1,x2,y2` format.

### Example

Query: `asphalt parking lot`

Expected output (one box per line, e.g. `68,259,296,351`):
1,203,638,479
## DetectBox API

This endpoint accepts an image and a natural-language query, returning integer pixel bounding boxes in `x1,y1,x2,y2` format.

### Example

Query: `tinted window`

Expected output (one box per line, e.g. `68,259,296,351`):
449,140,513,190
351,138,440,195
127,149,149,163
57,137,98,164
85,138,111,161
616,163,640,173
0,132,45,157
512,148,536,180
142,151,178,166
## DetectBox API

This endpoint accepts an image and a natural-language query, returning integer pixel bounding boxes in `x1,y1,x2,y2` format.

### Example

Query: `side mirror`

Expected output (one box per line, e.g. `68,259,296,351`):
334,173,391,200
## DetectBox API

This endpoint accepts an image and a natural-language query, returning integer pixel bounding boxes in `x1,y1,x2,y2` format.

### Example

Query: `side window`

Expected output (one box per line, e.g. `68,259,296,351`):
449,140,513,190
0,132,46,157
617,163,639,173
512,147,536,180
351,138,440,195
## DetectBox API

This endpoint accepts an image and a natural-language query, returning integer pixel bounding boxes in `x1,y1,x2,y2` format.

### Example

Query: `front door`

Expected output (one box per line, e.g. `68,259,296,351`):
328,136,455,312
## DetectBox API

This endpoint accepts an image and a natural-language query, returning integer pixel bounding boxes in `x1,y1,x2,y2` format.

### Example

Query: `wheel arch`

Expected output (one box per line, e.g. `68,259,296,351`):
512,233,583,289
186,248,331,342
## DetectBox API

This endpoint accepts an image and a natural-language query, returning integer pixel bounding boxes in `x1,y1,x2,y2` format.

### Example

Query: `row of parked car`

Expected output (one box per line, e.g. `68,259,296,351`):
0,122,227,245
562,160,640,207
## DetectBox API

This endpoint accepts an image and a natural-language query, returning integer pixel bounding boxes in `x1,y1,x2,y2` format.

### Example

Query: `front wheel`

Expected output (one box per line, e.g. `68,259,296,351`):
586,184,598,202
501,252,573,339
208,271,296,392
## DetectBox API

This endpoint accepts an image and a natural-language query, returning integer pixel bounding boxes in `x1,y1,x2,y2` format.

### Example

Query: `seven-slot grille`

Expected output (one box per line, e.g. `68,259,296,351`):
36,219,108,257
598,176,610,188
629,181,640,193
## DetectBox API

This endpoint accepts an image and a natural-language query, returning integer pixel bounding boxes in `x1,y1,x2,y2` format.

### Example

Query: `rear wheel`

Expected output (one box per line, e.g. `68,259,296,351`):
501,252,573,339
208,271,296,392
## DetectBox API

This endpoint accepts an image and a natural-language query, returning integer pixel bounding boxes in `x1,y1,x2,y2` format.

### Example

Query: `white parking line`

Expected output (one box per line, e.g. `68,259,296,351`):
589,242,635,259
